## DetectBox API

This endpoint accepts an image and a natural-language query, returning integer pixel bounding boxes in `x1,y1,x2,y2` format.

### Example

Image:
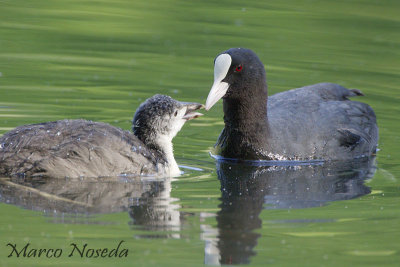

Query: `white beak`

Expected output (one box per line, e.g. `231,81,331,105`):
205,54,232,110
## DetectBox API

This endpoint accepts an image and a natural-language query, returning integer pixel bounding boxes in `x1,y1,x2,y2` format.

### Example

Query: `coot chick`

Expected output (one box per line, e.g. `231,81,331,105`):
205,48,378,161
0,95,203,178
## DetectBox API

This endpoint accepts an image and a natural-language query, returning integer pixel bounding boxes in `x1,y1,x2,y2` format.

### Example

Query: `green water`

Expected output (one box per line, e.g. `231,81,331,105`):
1,0,400,266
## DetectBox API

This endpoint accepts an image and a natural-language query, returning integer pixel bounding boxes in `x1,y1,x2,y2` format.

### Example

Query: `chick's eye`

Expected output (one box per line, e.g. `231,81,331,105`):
174,111,178,117
235,65,243,72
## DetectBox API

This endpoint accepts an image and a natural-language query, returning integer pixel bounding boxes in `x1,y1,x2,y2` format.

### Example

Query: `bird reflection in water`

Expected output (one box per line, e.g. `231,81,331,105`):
0,157,376,265
202,157,376,265
128,178,183,239
0,175,183,238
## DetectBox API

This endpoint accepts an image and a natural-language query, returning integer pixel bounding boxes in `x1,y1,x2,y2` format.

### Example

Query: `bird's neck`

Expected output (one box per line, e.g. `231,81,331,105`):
135,129,181,177
153,135,181,177
223,85,269,131
220,84,270,159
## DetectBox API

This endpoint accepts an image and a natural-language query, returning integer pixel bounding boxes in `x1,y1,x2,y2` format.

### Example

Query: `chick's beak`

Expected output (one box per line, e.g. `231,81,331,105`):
181,102,204,121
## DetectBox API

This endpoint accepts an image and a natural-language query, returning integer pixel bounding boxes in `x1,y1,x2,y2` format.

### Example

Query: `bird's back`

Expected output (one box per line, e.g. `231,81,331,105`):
0,120,165,178
266,83,378,160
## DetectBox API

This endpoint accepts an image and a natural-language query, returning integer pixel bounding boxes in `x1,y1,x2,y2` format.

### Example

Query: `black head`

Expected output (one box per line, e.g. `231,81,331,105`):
132,95,203,145
205,48,267,110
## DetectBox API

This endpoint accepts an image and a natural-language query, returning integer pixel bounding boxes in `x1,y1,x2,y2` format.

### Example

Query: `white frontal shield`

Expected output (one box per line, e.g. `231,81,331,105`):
205,54,232,110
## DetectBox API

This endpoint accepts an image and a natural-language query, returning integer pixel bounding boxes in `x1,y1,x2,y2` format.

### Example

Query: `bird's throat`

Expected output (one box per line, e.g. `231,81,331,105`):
223,93,268,130
153,135,180,177
221,92,270,158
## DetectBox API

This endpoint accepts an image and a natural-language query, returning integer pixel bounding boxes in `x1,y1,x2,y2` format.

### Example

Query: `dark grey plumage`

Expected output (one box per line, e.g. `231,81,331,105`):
0,95,203,178
206,48,378,161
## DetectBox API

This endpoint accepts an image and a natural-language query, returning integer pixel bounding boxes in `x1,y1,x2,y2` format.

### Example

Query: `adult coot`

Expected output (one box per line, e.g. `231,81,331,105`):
0,95,203,178
205,48,378,161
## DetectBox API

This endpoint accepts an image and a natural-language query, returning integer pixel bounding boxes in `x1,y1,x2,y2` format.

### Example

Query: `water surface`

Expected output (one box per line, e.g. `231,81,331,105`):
1,0,400,266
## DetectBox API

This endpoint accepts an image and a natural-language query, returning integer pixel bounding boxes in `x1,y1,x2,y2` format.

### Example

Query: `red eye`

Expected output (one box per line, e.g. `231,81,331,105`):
235,65,243,72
